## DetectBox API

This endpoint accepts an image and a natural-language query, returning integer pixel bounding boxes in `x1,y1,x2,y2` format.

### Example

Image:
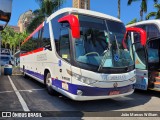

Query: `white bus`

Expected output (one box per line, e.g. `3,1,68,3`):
20,8,146,101
126,20,160,91
0,48,12,66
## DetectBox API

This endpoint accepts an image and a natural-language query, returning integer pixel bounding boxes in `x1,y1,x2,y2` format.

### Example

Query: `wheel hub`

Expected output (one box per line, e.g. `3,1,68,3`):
47,78,52,86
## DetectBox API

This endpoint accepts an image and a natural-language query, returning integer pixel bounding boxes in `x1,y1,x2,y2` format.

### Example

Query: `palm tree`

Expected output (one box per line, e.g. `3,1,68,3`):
126,18,138,25
146,3,160,19
128,0,158,21
27,0,65,33
1,27,15,49
1,27,28,54
118,0,121,19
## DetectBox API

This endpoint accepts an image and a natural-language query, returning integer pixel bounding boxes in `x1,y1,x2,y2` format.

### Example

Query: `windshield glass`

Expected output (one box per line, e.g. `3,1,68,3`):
74,14,134,69
148,39,159,63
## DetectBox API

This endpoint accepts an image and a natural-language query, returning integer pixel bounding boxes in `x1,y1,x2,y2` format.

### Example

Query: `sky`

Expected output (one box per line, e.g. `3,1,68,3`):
8,0,158,26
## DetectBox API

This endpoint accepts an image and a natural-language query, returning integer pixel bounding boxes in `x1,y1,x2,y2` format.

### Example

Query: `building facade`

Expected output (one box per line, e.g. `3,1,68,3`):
73,0,90,10
10,25,20,33
0,24,20,32
17,10,33,32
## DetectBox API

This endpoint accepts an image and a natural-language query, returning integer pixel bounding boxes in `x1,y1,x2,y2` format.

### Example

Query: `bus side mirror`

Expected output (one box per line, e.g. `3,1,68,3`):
123,27,147,48
44,44,52,51
58,14,80,39
0,0,13,30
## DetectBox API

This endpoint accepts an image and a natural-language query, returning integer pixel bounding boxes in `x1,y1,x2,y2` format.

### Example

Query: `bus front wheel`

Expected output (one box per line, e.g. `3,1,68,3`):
46,73,55,95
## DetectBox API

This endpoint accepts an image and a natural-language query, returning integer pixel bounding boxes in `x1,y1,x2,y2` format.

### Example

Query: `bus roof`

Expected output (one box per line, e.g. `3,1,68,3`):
47,7,122,23
126,19,160,28
21,8,122,45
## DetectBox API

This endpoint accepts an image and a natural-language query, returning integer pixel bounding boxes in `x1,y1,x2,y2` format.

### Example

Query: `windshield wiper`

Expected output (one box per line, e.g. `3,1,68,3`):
98,35,120,72
114,35,120,55
98,49,110,72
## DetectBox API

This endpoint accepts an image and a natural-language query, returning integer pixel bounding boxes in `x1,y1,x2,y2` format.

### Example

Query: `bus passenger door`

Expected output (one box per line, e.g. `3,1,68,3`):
58,28,72,91
125,29,148,90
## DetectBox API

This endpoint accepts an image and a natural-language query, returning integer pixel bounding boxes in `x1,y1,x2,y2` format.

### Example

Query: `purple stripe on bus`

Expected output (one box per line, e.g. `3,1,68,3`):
23,69,134,96
52,78,133,96
25,69,44,80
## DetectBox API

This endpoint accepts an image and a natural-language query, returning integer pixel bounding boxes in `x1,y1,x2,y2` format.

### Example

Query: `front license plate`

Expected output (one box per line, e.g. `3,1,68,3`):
109,91,120,95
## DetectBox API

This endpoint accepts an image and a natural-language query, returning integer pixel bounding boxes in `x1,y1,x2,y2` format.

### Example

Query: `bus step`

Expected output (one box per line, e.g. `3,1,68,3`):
155,77,160,82
154,82,160,88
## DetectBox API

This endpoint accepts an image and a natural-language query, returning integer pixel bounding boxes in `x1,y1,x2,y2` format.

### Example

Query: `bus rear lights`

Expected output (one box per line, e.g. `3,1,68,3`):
77,90,83,96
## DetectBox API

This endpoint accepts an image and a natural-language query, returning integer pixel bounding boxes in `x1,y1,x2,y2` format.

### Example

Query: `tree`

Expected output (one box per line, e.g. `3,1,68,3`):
1,27,15,49
118,0,121,19
27,0,65,33
126,18,138,25
146,3,160,19
127,0,158,21
1,27,28,55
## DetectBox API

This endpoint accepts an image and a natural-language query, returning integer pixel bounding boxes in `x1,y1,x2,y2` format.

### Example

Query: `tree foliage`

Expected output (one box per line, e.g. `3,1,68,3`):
126,18,138,25
146,3,160,19
26,0,65,33
127,0,158,21
1,27,28,55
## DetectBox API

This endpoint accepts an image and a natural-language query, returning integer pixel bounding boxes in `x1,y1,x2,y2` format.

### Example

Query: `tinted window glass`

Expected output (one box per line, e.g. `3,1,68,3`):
52,14,67,52
147,24,160,39
21,30,40,53
59,28,71,62
134,42,146,69
41,23,51,47
148,40,159,63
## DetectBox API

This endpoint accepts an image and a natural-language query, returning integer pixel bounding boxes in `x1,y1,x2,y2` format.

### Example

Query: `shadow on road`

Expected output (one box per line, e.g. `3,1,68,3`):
49,87,158,112
7,74,160,119
22,75,157,112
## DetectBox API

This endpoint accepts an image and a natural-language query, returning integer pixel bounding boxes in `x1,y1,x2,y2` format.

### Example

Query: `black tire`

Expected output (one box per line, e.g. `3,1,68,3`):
46,73,59,96
23,67,27,78
46,73,55,95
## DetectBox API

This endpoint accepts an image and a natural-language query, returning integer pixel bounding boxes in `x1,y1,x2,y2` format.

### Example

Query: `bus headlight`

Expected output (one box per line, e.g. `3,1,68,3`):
72,72,98,85
129,76,136,82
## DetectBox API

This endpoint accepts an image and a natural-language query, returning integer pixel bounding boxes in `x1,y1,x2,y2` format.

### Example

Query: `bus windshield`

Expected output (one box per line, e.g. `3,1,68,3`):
74,15,134,69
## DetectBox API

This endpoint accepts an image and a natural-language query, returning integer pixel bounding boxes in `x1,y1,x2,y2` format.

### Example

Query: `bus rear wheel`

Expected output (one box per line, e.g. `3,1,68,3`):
23,66,27,78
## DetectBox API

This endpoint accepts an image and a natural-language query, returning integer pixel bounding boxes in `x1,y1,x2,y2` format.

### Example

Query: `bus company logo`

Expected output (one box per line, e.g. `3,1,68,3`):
108,75,126,80
113,82,118,88
2,112,11,117
101,75,126,81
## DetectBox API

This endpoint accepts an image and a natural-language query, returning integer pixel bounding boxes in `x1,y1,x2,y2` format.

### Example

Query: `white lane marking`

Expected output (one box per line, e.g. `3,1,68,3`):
19,88,45,91
0,91,14,94
0,89,45,94
19,89,45,92
8,75,30,111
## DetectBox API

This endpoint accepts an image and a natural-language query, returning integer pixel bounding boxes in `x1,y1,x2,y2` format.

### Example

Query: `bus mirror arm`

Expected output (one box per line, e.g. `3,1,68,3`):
123,27,147,49
58,14,80,39
44,45,52,51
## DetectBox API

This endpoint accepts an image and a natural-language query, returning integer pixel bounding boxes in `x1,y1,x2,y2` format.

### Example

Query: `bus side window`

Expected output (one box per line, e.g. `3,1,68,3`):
21,30,39,53
59,28,71,62
147,24,160,39
41,23,51,50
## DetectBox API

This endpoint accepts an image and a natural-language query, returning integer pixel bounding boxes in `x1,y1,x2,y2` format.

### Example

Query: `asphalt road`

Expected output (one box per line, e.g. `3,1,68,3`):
0,74,160,120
